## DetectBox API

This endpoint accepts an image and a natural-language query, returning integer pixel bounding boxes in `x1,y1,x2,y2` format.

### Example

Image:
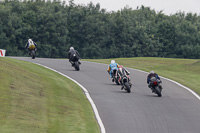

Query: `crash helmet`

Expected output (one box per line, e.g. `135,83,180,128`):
150,71,155,74
28,39,32,42
70,47,74,50
28,39,34,45
111,60,115,64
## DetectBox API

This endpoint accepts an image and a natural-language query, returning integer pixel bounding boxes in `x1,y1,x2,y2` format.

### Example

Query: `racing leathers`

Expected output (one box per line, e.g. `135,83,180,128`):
68,49,81,65
107,63,119,79
25,40,37,55
147,73,162,91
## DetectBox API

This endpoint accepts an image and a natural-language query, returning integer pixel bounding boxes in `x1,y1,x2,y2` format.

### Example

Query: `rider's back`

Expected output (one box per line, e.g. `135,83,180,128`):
109,63,118,71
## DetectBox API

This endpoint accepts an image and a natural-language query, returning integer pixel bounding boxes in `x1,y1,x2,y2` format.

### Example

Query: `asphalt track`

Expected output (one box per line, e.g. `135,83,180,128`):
11,57,200,133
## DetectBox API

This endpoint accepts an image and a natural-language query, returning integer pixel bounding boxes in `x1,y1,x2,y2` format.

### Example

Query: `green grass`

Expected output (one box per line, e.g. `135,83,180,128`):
0,57,100,133
84,57,200,95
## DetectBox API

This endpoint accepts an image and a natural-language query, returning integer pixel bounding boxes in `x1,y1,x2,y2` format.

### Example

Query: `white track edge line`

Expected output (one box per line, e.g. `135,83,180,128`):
34,63,106,133
84,61,200,100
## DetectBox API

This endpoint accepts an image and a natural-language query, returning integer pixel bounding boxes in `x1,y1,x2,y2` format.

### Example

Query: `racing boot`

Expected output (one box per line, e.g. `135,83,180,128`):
151,88,154,93
71,62,75,67
112,78,114,82
159,85,163,92
121,85,124,90
129,82,132,87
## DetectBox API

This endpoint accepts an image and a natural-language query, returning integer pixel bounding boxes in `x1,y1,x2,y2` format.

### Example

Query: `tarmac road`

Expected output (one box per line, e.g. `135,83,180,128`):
11,57,200,133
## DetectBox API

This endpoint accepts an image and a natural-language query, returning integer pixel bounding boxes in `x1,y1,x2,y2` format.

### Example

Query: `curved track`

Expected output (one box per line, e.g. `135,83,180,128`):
11,57,200,133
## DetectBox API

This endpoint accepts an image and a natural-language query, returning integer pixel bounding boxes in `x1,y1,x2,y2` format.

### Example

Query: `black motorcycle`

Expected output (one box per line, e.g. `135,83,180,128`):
149,77,162,97
118,67,132,93
71,54,81,71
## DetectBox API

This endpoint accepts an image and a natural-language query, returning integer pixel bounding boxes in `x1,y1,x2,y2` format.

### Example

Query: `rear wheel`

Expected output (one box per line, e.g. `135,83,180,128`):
125,82,131,93
31,50,35,59
155,86,162,97
74,61,80,71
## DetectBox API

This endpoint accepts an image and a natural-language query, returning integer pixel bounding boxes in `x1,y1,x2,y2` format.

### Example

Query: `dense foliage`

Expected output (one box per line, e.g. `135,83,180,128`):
0,0,200,59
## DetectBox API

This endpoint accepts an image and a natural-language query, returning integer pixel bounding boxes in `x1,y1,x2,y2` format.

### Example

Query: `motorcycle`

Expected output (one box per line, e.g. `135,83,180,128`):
149,77,162,97
118,67,132,93
71,54,81,71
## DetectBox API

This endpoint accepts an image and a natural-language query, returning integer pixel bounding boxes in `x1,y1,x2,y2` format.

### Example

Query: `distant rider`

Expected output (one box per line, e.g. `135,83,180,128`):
68,47,81,66
25,39,37,55
147,71,162,92
107,60,119,82
118,65,131,90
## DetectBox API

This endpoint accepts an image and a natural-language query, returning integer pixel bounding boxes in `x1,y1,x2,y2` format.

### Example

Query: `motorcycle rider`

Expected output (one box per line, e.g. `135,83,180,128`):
118,65,130,76
68,47,81,66
25,39,37,55
107,60,119,82
147,71,162,92
118,65,131,90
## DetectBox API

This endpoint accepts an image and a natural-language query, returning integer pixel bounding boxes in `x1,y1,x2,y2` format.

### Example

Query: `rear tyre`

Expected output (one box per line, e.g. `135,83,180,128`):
155,86,162,97
125,82,131,93
31,50,35,59
74,61,80,71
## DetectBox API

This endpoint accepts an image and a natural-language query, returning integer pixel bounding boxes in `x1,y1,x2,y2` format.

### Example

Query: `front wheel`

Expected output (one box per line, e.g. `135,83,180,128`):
124,82,131,93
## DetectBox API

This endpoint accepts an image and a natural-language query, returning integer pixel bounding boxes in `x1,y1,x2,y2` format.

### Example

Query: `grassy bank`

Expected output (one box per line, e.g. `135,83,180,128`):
84,57,200,95
0,57,100,133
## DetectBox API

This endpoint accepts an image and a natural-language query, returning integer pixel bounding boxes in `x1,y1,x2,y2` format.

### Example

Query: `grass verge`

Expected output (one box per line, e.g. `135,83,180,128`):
0,57,100,133
84,57,200,95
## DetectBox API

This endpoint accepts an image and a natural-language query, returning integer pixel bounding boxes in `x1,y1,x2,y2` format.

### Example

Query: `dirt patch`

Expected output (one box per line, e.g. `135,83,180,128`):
58,106,71,115
39,88,44,97
10,84,16,90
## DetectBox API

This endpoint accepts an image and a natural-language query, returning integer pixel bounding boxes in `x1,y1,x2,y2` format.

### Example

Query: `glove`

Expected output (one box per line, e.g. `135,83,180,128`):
107,70,110,74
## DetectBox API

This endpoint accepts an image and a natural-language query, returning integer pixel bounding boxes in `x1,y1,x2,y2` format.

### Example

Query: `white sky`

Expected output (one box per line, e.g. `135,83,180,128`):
67,0,200,15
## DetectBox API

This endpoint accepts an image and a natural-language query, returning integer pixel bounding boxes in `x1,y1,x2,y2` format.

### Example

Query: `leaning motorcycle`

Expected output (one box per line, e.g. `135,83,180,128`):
71,54,81,71
118,67,132,93
149,77,162,97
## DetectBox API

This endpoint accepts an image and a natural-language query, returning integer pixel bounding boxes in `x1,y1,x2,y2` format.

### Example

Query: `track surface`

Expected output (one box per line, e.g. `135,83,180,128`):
12,57,200,133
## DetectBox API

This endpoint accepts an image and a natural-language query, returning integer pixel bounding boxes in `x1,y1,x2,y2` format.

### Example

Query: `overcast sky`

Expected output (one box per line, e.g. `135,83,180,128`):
67,0,200,15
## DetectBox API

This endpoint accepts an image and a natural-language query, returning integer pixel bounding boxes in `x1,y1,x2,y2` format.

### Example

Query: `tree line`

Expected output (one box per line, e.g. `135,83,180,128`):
0,0,200,59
